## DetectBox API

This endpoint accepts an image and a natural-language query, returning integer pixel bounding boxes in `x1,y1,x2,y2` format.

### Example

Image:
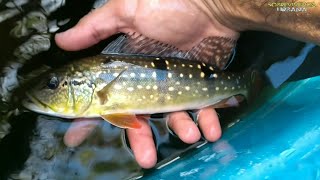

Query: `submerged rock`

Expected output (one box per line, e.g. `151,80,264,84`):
10,115,142,179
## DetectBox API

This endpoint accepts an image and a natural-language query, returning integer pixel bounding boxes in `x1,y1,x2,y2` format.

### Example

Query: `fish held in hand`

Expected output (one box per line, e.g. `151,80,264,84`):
22,54,261,129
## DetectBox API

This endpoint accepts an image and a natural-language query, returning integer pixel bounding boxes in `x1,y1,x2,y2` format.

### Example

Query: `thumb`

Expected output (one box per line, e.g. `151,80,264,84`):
55,2,120,51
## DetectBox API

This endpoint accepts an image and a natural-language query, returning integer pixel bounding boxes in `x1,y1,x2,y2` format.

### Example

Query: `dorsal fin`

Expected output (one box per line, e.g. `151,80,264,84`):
185,37,236,70
102,32,237,70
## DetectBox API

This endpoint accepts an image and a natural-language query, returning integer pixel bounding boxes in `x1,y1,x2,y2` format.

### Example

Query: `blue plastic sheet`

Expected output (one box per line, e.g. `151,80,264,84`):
144,76,320,179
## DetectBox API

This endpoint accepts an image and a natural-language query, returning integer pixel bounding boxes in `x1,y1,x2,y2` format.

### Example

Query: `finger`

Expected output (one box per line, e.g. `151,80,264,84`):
64,118,100,147
198,107,222,142
126,117,157,169
55,0,120,51
167,111,201,144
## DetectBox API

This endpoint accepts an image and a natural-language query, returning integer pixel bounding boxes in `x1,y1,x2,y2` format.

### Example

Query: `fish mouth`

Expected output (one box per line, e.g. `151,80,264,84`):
22,93,81,119
23,92,55,115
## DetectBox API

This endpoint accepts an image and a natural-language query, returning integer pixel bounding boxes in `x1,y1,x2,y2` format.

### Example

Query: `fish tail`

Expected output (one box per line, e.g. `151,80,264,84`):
245,53,270,104
246,70,266,104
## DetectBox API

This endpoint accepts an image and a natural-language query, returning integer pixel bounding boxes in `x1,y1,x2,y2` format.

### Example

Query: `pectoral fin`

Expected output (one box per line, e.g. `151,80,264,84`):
212,95,245,108
96,70,126,105
96,85,110,105
100,114,142,129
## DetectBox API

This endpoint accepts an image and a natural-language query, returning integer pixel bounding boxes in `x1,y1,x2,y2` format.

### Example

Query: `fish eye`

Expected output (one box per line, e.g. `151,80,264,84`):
47,76,59,89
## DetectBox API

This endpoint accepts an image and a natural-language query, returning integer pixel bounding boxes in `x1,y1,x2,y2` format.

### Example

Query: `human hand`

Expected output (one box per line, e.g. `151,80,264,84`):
55,0,239,168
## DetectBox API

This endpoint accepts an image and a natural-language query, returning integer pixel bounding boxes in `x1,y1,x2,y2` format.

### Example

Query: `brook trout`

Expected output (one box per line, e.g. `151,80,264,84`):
23,54,260,129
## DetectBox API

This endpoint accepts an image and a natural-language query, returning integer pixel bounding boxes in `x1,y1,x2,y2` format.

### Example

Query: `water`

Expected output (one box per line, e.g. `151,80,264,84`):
1,0,320,179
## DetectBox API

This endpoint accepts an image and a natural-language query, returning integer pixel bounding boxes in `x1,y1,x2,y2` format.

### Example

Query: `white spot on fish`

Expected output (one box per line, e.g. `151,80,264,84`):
221,81,224,85
156,58,160,60
167,96,171,100
146,85,151,90
168,87,174,91
185,86,190,91
209,66,214,71
197,82,201,85
178,91,182,95
144,65,148,68
182,64,185,67
142,96,146,99
122,82,127,86
224,87,228,90
189,74,193,78
130,73,136,77
151,62,155,67
228,76,231,79
113,73,119,77
213,73,218,78
127,87,134,91
180,73,184,78
202,63,206,66
189,64,193,68
176,82,180,85
152,72,157,78
137,85,143,89
114,84,122,90
232,87,235,90
215,87,220,91
197,64,201,69
168,73,173,78
200,72,205,78
202,88,208,91
137,99,142,102
150,95,154,99
153,85,158,90
165,60,169,65
195,90,199,93
174,64,177,68
140,73,146,78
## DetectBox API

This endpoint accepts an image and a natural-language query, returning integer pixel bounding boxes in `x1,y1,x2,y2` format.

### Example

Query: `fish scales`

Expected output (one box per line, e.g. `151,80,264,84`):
23,54,255,128
71,55,247,114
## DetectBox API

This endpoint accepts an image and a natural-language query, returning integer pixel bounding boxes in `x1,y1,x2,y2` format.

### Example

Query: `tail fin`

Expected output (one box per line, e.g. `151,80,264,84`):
245,53,271,104
247,70,267,104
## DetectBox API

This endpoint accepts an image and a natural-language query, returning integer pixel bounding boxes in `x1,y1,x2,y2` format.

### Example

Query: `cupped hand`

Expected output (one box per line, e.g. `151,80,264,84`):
55,0,239,169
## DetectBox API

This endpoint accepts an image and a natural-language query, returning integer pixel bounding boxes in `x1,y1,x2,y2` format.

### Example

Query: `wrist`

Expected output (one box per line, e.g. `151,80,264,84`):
200,0,320,45
198,0,265,32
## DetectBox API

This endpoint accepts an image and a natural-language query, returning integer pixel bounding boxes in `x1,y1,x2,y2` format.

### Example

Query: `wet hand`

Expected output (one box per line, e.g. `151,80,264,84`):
55,0,238,169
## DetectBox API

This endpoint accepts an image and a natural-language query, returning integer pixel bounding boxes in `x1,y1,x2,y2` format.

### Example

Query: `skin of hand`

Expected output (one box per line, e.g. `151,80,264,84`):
54,0,237,169
202,0,320,45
